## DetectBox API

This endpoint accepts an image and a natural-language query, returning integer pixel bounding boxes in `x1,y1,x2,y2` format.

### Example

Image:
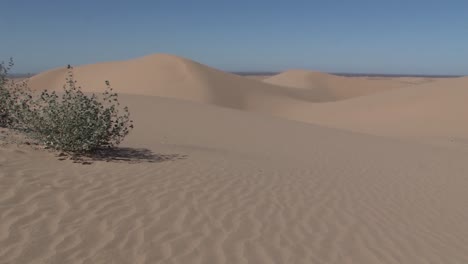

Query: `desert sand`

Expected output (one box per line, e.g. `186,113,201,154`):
2,54,468,263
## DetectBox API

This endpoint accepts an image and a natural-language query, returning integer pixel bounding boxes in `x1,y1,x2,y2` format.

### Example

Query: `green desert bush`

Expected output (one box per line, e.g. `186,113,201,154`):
0,59,32,128
0,58,14,127
29,65,134,153
1,60,133,154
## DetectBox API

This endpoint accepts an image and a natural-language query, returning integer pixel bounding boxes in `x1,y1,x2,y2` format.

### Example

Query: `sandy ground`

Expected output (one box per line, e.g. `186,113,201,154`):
244,75,273,80
2,54,468,263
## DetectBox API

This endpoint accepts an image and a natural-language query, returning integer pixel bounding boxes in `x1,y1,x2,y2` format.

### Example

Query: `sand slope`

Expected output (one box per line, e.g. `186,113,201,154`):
2,95,468,264
289,76,468,148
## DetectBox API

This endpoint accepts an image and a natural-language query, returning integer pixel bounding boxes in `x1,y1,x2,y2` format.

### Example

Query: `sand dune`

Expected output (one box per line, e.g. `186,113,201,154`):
27,54,320,109
25,54,468,146
263,69,434,101
244,74,273,80
3,54,468,263
28,54,420,107
288,77,468,148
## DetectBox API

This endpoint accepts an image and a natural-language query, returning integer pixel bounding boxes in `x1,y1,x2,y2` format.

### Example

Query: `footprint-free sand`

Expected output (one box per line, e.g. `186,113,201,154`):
2,54,468,263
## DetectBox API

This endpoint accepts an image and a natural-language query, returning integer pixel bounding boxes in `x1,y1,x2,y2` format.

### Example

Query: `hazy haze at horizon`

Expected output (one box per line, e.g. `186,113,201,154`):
2,0,468,75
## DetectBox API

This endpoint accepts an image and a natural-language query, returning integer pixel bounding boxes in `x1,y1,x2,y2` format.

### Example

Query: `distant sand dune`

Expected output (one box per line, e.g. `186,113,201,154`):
263,69,433,101
289,76,468,148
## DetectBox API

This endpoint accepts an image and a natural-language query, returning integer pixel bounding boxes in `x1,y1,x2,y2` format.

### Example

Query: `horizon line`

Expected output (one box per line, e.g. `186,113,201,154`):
9,71,465,79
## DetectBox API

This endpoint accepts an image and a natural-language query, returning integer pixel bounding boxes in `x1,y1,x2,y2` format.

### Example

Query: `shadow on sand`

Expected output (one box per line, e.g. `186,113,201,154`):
58,147,187,165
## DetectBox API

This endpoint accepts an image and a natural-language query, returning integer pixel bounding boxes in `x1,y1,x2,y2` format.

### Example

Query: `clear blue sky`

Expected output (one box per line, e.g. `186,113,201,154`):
2,0,468,75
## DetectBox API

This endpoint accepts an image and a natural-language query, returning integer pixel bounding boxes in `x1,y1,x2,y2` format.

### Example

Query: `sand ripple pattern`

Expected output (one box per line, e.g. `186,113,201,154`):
1,146,468,264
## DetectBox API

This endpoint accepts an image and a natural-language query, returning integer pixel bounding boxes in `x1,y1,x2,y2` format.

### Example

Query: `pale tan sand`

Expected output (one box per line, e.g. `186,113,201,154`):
281,76,468,149
3,54,468,263
2,95,468,263
244,75,273,80
263,70,434,101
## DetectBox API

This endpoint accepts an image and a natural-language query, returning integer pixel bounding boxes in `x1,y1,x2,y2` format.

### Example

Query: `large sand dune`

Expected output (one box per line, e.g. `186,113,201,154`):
2,54,468,263
27,54,320,109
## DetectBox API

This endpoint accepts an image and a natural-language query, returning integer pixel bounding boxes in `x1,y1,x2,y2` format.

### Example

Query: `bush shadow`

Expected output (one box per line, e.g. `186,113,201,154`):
59,147,187,164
